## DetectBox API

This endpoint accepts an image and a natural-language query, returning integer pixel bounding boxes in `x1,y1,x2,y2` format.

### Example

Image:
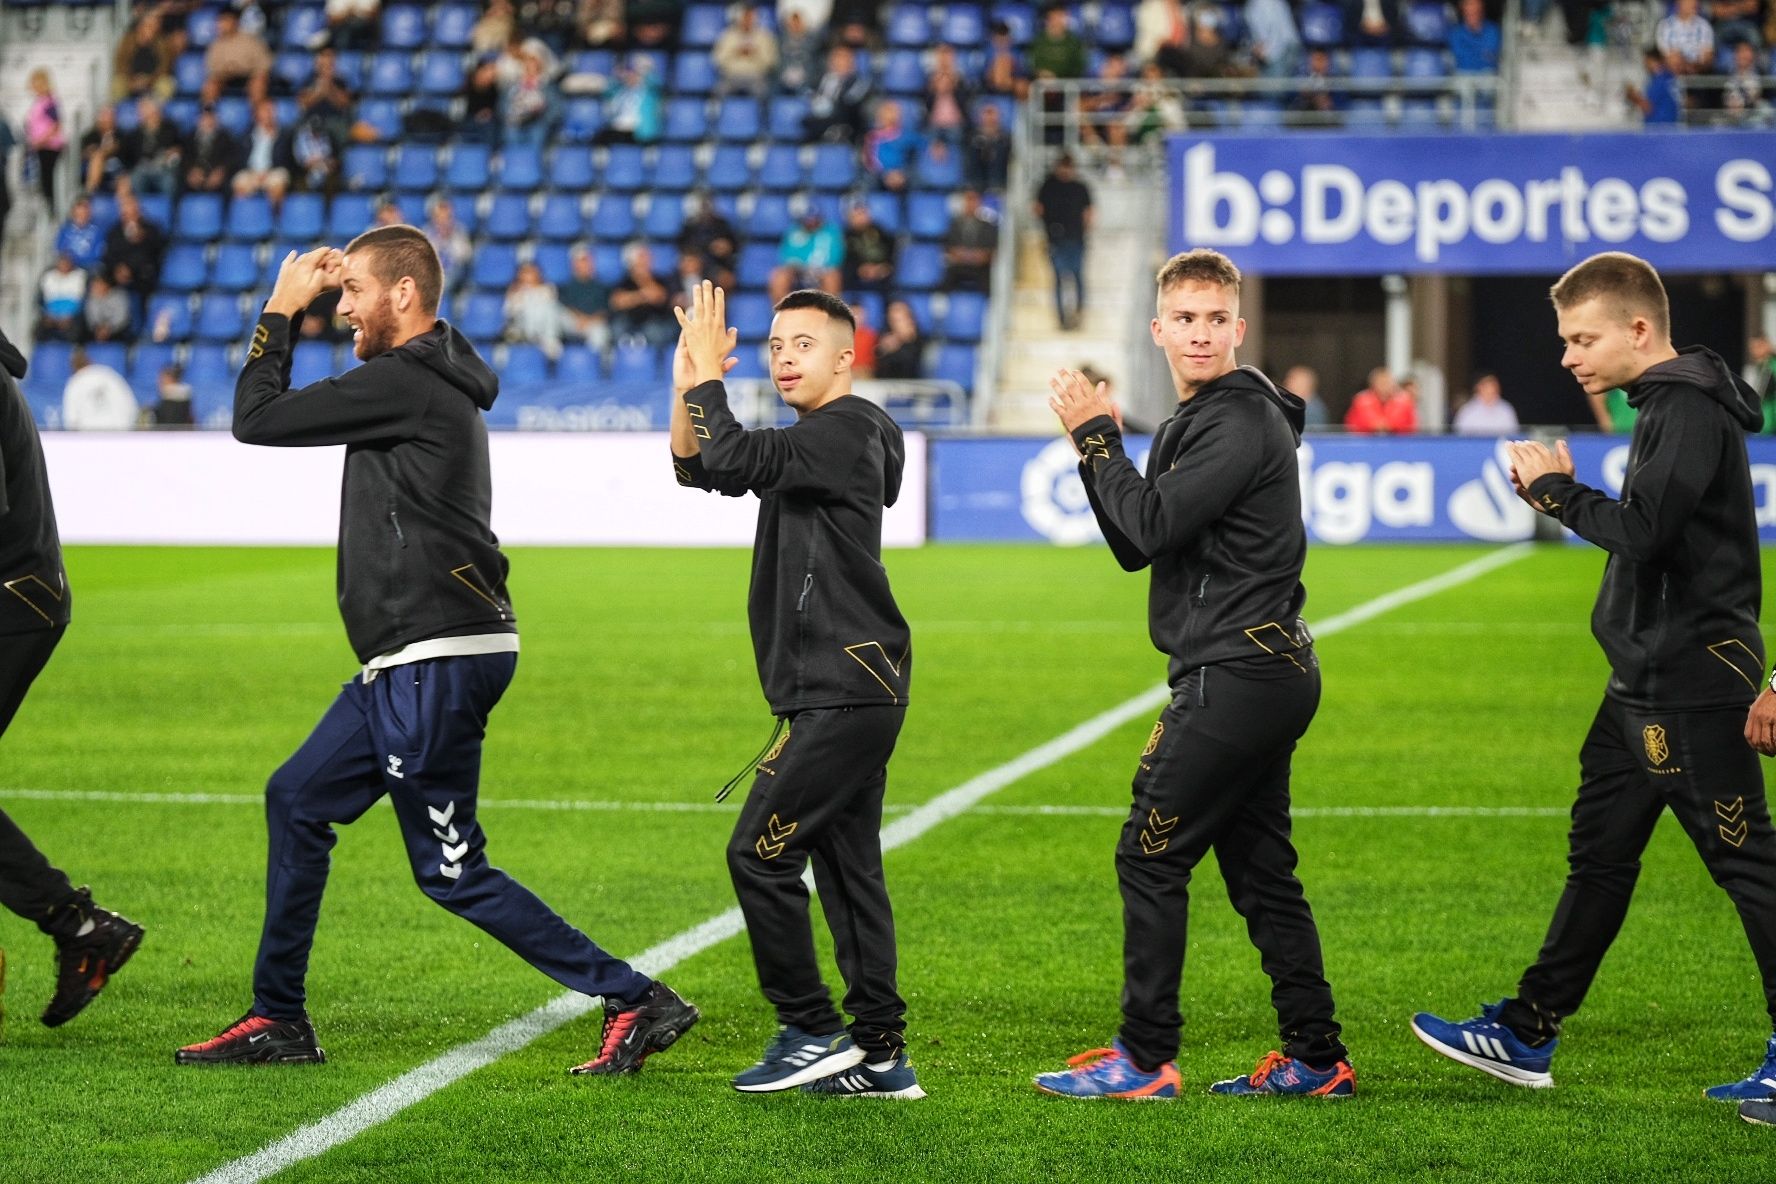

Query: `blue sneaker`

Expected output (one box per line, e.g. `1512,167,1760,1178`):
1033,1040,1181,1100
731,1026,864,1093
1210,1051,1356,1096
1411,1002,1555,1088
1705,1034,1776,1101
801,1052,927,1099
1741,1099,1776,1126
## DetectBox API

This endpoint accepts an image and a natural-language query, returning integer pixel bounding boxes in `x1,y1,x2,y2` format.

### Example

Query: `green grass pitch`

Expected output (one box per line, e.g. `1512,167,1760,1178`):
3,542,1776,1182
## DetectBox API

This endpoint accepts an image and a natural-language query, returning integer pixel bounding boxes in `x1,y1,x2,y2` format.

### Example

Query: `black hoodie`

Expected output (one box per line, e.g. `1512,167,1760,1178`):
234,313,516,664
0,328,70,635
1071,365,1312,687
1527,346,1764,710
673,380,911,715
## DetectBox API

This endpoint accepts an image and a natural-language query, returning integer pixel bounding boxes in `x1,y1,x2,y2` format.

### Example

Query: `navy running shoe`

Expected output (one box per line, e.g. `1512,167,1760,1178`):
801,1052,927,1099
731,1026,865,1093
1741,1099,1776,1126
1705,1034,1776,1101
1210,1051,1356,1096
1411,1002,1555,1088
1032,1040,1181,1100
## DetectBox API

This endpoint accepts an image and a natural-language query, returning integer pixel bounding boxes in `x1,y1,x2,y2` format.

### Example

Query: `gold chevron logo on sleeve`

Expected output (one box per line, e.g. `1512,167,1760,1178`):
4,573,67,625
247,322,269,360
687,402,710,440
1717,797,1746,823
1147,808,1178,834
1721,821,1750,848
1080,433,1110,462
755,813,798,860
673,461,695,486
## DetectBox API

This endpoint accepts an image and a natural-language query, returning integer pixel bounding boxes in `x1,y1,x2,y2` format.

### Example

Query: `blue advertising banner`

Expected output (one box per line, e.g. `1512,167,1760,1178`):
931,435,1776,545
1166,132,1776,275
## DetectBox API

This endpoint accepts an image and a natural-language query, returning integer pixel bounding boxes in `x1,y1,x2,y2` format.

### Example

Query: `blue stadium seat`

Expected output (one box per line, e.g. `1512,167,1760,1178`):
184,343,235,393
392,144,440,192
975,94,1016,128
593,243,624,279
1093,4,1134,49
380,4,427,48
557,344,604,384
281,193,326,240
289,344,337,389
602,145,648,191
214,96,252,137
484,194,533,240
89,194,119,231
767,95,809,141
643,194,685,240
931,343,977,390
1399,97,1443,128
897,242,944,289
1405,1,1450,46
1350,47,1392,78
1299,2,1345,48
610,339,662,382
907,192,950,238
1347,98,1388,128
446,143,493,191
538,194,585,240
590,195,638,240
1236,101,1287,132
139,193,174,229
357,99,402,140
866,191,904,235
758,144,804,191
128,342,176,395
332,51,366,90
195,294,247,342
991,2,1036,44
472,244,519,288
915,143,961,188
432,2,478,48
885,4,931,47
682,3,728,47
175,193,225,241
663,97,708,142
653,144,698,190
327,194,377,240
458,291,506,339
941,292,987,341
673,51,718,95
367,52,415,96
417,51,465,97
165,99,200,133
342,144,389,191
83,341,129,378
533,243,573,284
745,193,793,238
727,345,768,380
560,97,605,142
570,50,618,78
705,144,752,191
728,292,773,339
1404,48,1451,78
275,51,315,91
942,6,987,46
503,345,551,386
498,145,544,190
808,192,845,226
882,50,926,96
849,290,885,331
549,146,595,190
629,50,670,81
281,6,327,50
160,244,209,291
737,242,779,288
809,143,855,190
211,244,260,292
715,96,761,141
24,342,74,404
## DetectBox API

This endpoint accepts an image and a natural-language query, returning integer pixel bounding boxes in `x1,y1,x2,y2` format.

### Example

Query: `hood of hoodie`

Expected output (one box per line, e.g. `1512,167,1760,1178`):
1180,365,1307,444
399,320,499,410
1628,345,1761,429
0,326,26,380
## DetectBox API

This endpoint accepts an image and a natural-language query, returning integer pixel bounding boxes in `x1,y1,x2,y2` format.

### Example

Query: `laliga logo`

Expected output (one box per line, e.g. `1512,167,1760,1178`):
1447,439,1537,542
1020,437,1107,545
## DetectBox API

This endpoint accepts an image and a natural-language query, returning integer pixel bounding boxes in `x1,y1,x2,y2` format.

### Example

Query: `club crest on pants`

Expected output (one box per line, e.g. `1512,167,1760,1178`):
1643,724,1669,767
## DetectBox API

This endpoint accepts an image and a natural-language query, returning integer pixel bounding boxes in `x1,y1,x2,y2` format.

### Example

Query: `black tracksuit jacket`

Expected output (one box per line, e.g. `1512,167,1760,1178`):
1071,365,1312,687
0,329,69,636
1527,346,1764,711
234,313,516,664
673,380,911,715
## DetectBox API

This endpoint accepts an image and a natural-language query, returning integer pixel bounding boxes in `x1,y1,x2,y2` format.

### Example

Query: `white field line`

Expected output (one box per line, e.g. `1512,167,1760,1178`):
176,542,1530,1184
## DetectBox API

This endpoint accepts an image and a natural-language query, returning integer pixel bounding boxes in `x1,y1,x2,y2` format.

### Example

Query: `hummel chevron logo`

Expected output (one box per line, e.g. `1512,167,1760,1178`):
1147,808,1178,834
1721,821,1750,848
428,801,456,828
433,801,467,879
755,814,798,860
1717,797,1746,823
1460,1030,1512,1062
1139,830,1168,856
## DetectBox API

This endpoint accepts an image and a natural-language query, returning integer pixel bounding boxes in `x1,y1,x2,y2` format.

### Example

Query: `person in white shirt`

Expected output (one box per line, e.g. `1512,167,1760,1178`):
1654,0,1714,74
61,347,139,430
1451,371,1521,436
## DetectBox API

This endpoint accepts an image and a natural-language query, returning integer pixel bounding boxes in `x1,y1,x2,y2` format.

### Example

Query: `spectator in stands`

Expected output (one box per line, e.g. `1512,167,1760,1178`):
713,5,779,97
770,207,845,302
1343,366,1418,433
184,105,243,193
151,364,195,429
677,192,740,274
473,0,518,55
1448,0,1502,73
1127,61,1188,143
424,197,473,290
461,57,504,143
1712,0,1763,51
503,49,560,148
1284,364,1330,428
925,46,976,150
130,99,183,197
609,242,678,346
841,202,897,295
26,69,67,211
964,101,1012,192
1030,4,1089,79
850,299,880,378
62,347,139,431
1656,0,1714,74
112,9,179,102
1452,371,1520,436
942,187,998,293
202,9,272,104
326,0,381,52
1136,0,1190,72
37,254,88,343
1291,48,1349,123
505,261,568,360
80,105,137,197
233,99,293,205
56,195,106,273
1034,153,1093,332
625,0,683,49
559,244,613,353
864,100,932,194
299,48,358,139
1243,0,1303,78
827,0,884,50
288,112,342,196
101,191,168,299
576,0,624,47
802,46,875,142
373,196,405,227
83,272,134,345
1079,52,1133,174
874,299,925,380
1343,0,1400,47
1176,10,1246,79
1724,41,1770,122
778,8,823,93
592,58,662,145
1626,48,1684,125
982,19,1030,101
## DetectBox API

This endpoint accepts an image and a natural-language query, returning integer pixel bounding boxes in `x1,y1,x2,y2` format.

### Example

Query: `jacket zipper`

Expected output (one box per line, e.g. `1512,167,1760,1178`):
390,511,407,548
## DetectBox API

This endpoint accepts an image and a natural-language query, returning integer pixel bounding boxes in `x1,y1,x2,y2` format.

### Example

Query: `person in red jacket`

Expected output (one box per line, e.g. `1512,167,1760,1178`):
1342,366,1418,434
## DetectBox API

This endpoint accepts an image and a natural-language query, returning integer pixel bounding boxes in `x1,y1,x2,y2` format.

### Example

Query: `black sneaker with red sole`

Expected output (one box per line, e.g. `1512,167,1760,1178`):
569,980,700,1076
41,886,145,1028
175,1012,328,1064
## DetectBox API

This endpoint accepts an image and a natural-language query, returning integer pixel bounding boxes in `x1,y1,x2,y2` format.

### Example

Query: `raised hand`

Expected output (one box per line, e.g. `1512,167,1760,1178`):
1048,367,1121,436
672,280,739,390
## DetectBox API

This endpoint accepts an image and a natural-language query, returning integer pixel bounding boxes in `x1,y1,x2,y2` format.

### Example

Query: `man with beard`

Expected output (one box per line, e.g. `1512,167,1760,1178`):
0,324,145,1029
174,227,699,1074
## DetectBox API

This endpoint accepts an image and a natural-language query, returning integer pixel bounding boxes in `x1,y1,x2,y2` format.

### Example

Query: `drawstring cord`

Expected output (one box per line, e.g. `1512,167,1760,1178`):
715,717,787,803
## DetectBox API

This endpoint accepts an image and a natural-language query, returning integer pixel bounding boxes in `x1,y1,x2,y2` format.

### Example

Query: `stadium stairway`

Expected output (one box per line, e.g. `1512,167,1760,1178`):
1509,6,1638,127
